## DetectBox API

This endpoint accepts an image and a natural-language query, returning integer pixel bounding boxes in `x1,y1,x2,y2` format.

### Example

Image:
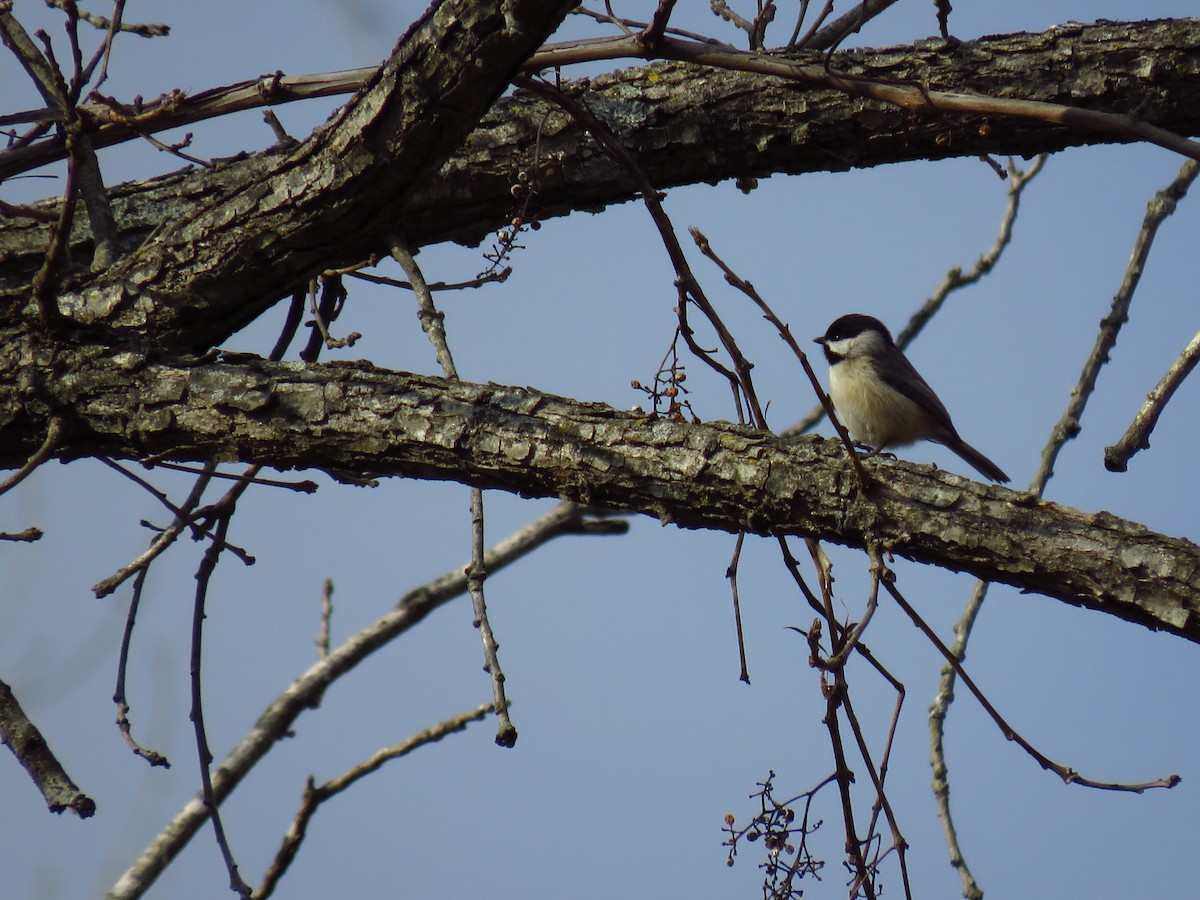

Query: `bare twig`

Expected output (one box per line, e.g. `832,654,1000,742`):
887,577,1179,793
804,0,902,51
0,415,62,498
114,567,171,768
108,502,625,899
927,158,1194,896
0,526,43,542
256,703,492,899
316,578,334,659
41,0,167,38
189,513,253,898
689,227,872,490
144,460,317,493
724,531,751,683
389,234,517,747
1035,157,1198,490
0,675,96,817
1106,327,1200,471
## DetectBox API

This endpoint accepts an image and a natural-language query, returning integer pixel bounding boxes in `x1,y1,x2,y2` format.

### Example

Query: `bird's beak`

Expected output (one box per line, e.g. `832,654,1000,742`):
813,336,826,345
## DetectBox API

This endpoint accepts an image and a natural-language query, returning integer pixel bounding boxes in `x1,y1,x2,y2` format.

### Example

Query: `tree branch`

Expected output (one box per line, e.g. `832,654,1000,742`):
4,19,1199,335
3,352,1196,641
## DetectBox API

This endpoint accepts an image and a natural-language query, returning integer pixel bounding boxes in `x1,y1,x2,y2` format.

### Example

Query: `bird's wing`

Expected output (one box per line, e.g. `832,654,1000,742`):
876,352,959,438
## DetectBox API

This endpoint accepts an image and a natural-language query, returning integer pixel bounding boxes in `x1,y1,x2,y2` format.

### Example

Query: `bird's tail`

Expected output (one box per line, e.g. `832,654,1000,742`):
946,438,1010,483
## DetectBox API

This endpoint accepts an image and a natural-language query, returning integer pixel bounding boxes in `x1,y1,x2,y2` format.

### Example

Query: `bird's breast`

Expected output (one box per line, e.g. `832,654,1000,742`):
828,360,933,449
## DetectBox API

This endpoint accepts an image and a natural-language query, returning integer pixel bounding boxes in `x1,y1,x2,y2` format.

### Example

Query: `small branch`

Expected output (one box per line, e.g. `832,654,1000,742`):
346,267,510,292
388,236,459,378
0,675,96,817
886,577,1180,793
928,580,987,900
255,703,492,898
1106,327,1200,472
638,0,677,49
108,502,623,899
0,415,62,498
389,234,516,746
689,226,872,490
114,567,171,767
803,0,902,51
517,74,767,426
189,512,253,898
0,526,43,542
146,460,317,493
315,578,333,659
1034,156,1199,492
724,531,751,683
301,276,359,360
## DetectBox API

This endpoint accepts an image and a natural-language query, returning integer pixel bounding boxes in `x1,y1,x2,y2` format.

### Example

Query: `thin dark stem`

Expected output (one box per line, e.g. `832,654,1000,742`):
388,233,516,746
189,512,253,898
886,577,1179,794
0,415,62,498
113,567,171,767
725,531,751,683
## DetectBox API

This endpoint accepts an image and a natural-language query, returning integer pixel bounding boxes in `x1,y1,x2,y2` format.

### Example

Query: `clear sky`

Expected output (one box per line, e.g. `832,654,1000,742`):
2,2,1198,898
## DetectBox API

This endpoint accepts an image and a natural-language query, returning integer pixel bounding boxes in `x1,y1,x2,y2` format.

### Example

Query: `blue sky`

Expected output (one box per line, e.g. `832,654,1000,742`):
2,2,1198,898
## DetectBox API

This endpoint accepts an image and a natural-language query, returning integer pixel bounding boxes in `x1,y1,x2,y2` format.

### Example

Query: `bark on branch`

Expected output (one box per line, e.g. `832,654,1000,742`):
3,351,1196,642
1,0,578,353
2,18,1199,347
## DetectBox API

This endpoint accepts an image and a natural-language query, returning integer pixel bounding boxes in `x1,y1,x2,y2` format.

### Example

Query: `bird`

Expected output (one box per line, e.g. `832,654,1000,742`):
814,313,1010,483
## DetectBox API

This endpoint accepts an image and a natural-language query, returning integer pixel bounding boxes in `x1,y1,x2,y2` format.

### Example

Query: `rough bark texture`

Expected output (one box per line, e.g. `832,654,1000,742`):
1,352,1196,641
2,17,1198,307
1,15,1198,646
2,0,579,352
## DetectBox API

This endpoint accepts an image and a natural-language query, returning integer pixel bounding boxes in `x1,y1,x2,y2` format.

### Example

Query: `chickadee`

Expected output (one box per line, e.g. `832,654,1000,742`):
815,314,1010,483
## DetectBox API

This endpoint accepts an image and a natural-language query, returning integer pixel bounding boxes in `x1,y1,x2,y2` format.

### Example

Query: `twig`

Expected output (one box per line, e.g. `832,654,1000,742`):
638,0,677,48
1035,156,1198,491
516,74,766,426
724,531,751,683
145,460,317,493
316,578,333,659
0,415,62,498
0,527,43,541
346,267,510,292
887,576,1179,793
189,512,253,898
91,460,260,597
255,703,492,898
301,276,360,360
388,234,517,747
114,567,171,767
270,290,307,360
0,675,96,817
790,0,832,49
803,0,902,51
107,502,625,899
925,158,1191,898
689,227,872,490
1106,327,1200,471
928,579,986,900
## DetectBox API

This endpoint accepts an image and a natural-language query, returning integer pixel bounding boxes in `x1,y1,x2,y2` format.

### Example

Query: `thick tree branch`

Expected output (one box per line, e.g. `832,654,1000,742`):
3,18,1199,342
3,352,1196,641
7,0,577,353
